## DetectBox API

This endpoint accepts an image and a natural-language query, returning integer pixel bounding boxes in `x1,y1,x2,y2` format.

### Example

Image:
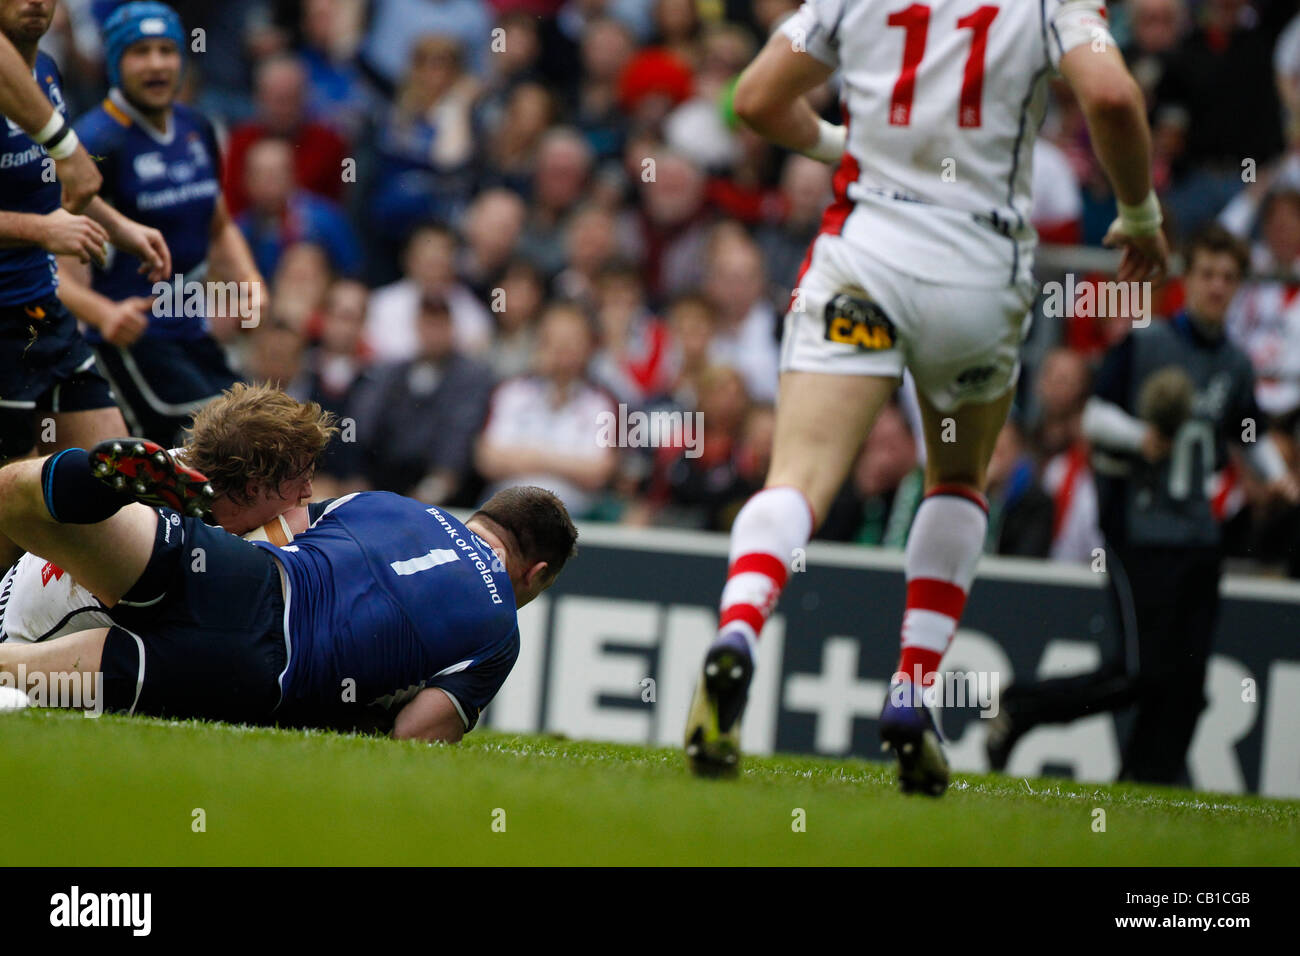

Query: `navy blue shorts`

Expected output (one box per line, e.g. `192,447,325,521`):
0,297,116,459
94,335,239,446
100,509,287,723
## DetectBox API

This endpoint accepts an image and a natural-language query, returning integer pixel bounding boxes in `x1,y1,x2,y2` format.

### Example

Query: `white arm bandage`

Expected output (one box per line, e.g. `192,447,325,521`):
1082,396,1149,454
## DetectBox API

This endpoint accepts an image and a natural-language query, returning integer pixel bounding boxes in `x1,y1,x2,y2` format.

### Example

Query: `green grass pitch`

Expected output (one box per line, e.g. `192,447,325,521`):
4,710,1296,865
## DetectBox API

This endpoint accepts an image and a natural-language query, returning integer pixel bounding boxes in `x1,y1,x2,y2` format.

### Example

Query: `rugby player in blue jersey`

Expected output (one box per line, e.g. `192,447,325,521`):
0,428,576,740
58,3,266,446
0,0,170,566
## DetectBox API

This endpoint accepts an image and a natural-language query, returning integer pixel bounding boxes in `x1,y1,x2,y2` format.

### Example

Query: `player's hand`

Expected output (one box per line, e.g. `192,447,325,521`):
1103,224,1170,285
38,208,108,266
98,296,152,347
113,220,171,282
55,145,102,213
1140,426,1172,464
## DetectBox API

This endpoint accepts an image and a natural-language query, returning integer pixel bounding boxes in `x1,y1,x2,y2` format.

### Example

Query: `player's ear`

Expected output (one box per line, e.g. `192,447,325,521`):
522,560,551,591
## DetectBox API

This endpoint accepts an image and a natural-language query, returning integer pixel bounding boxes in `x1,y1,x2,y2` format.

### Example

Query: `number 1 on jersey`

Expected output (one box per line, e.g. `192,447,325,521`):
888,4,999,128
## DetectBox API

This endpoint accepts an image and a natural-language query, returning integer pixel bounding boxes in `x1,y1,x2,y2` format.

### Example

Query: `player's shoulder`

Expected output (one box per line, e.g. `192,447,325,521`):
172,102,218,140
34,50,63,87
74,99,132,152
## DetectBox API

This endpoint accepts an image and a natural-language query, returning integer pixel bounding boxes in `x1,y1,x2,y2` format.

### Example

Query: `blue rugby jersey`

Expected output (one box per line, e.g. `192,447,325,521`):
254,492,520,730
75,91,222,339
0,52,66,306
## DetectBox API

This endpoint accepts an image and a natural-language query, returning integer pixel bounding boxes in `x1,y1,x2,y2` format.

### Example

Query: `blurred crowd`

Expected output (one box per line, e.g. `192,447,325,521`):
42,0,1300,575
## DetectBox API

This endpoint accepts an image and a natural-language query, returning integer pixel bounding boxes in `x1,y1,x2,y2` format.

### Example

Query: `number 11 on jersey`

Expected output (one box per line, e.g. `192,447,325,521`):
887,4,999,128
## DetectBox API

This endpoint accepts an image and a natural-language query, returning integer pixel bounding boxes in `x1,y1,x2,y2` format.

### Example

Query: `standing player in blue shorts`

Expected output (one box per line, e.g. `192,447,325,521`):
0,440,575,739
58,2,265,446
0,0,170,568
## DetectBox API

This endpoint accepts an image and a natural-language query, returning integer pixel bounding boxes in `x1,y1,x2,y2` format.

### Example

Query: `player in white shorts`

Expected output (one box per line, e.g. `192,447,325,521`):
0,383,330,646
685,0,1169,793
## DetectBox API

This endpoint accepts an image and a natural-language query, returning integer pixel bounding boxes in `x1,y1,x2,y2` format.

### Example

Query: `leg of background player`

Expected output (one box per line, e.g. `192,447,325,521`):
874,389,1008,794
1122,548,1221,784
898,388,1012,684
684,371,896,775
41,406,129,455
1117,547,1187,783
0,457,157,605
986,544,1144,770
714,370,898,655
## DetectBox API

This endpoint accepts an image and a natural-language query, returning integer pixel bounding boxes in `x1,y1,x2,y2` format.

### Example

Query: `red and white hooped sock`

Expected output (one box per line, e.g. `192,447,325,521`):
715,486,814,660
896,484,988,686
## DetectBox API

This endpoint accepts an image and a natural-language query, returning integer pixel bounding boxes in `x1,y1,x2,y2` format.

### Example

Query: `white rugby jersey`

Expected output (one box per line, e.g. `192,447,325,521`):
0,513,297,645
781,0,1113,287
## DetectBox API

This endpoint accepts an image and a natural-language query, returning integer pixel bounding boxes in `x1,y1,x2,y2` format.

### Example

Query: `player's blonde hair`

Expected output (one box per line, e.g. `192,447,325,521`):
179,383,338,504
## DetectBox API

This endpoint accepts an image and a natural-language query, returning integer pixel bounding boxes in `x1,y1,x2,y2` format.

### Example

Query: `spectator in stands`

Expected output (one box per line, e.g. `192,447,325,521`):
1156,0,1291,236
1034,349,1103,563
294,278,373,424
488,259,546,382
1227,191,1300,421
756,154,832,296
270,241,334,335
475,302,618,518
367,35,480,245
296,0,370,139
365,222,493,362
572,16,636,163
244,322,306,389
483,82,558,196
478,10,545,129
460,189,528,302
664,292,716,411
702,226,779,403
555,204,621,307
645,365,754,531
360,0,492,84
589,261,673,406
621,147,712,301
336,294,494,503
236,137,361,280
984,418,1054,558
223,54,351,217
518,127,595,277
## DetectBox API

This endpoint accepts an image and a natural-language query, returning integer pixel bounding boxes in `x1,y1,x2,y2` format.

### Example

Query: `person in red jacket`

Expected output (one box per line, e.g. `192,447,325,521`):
222,53,350,217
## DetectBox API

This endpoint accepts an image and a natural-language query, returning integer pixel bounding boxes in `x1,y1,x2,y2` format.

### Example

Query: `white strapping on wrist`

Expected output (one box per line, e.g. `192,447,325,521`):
1115,191,1163,236
46,128,79,161
31,109,64,145
802,118,847,165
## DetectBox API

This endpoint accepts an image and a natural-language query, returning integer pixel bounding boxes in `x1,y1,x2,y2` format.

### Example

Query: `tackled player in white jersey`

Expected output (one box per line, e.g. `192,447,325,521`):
684,0,1168,793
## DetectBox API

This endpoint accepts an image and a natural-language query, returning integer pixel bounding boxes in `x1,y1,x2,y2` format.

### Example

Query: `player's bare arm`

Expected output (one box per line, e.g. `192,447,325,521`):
1058,44,1169,283
207,194,266,322
732,28,841,162
82,196,171,281
54,254,151,346
0,207,107,263
392,688,466,744
0,29,99,210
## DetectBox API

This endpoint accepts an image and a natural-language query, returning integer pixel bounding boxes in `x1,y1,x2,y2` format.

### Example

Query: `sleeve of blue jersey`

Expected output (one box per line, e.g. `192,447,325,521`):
426,628,521,732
